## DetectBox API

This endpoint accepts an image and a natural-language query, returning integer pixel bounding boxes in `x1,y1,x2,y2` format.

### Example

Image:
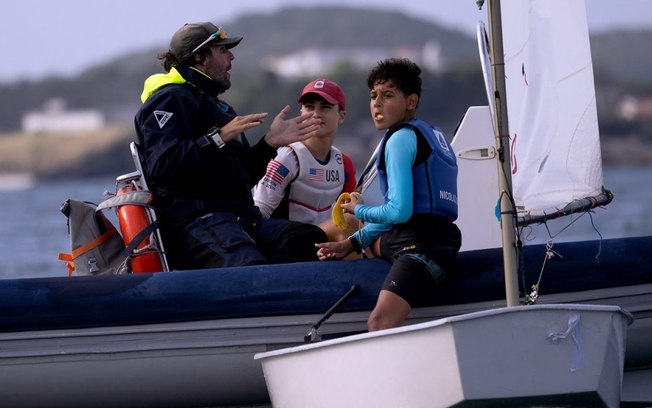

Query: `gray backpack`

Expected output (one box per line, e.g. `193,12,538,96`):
58,199,129,276
58,189,162,276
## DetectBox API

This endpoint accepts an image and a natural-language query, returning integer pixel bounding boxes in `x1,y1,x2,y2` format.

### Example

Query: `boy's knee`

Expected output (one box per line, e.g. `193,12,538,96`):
367,311,384,332
367,290,411,331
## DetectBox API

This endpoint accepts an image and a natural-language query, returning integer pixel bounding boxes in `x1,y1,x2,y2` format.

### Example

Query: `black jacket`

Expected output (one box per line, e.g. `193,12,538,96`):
134,65,276,223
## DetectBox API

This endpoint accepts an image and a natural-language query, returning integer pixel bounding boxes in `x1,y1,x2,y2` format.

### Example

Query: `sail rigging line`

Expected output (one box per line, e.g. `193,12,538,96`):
525,239,563,305
588,212,605,261
539,209,606,262
522,207,607,306
542,214,583,240
354,139,382,194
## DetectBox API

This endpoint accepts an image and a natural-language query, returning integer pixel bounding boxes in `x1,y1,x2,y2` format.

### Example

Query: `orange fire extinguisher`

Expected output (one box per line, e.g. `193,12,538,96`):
116,183,163,273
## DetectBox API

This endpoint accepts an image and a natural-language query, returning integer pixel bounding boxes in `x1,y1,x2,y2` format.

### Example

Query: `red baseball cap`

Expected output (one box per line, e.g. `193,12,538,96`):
299,79,346,110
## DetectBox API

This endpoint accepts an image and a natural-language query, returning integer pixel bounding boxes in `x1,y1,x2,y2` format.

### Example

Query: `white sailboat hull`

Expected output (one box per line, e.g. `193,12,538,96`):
256,304,632,408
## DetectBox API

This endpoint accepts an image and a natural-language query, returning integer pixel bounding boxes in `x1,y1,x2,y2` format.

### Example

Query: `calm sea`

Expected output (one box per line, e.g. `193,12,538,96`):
0,166,651,279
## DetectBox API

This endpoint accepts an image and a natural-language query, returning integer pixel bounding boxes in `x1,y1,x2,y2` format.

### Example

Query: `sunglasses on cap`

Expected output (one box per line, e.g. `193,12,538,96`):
191,27,227,54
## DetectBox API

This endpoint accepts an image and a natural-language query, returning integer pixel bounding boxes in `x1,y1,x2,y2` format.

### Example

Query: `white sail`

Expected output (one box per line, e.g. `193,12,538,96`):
501,0,605,218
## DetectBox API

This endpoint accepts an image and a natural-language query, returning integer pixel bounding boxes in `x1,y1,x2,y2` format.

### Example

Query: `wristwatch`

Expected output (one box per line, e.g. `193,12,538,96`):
207,127,225,148
211,131,226,148
348,235,363,254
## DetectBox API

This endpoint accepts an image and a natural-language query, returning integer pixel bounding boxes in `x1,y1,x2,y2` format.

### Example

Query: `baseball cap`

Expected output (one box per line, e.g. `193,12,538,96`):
299,79,346,110
170,22,242,60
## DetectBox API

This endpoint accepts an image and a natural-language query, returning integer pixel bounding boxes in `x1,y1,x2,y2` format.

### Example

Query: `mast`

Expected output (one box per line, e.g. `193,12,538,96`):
481,0,520,306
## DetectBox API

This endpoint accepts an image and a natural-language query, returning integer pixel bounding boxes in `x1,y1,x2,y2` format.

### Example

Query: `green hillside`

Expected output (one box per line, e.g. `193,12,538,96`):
0,6,651,179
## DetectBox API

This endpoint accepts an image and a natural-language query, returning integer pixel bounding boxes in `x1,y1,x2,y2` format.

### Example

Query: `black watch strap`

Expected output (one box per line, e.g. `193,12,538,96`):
349,236,362,254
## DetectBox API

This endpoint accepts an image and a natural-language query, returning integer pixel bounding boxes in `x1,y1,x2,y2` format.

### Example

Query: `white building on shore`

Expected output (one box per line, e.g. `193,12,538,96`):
22,98,104,134
262,42,443,78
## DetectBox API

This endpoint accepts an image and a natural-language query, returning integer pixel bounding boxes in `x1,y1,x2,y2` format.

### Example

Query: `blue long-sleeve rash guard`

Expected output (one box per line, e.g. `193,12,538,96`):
353,127,416,249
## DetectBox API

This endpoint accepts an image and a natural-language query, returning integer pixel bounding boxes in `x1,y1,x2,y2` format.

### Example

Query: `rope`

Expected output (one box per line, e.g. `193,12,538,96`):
525,239,563,305
523,209,607,305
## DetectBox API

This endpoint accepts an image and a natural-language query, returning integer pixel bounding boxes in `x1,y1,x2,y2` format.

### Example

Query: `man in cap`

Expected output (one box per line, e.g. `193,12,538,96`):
134,22,328,270
253,79,358,243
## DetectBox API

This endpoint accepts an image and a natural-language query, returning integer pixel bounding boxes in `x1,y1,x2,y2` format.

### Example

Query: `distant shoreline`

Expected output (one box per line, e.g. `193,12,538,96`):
0,173,35,191
0,126,651,183
601,136,652,166
0,125,135,181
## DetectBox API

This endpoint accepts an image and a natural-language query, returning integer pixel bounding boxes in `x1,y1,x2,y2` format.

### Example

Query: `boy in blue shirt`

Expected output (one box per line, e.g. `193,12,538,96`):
316,58,462,331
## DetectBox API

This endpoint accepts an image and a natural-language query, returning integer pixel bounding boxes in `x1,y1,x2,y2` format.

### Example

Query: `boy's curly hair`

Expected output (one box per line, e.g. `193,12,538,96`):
367,58,422,100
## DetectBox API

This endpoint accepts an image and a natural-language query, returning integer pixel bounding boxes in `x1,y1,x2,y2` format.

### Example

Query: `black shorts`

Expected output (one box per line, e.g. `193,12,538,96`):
379,215,461,306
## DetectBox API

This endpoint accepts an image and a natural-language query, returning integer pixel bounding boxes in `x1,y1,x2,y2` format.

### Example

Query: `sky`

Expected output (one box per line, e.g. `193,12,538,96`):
1,0,651,83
